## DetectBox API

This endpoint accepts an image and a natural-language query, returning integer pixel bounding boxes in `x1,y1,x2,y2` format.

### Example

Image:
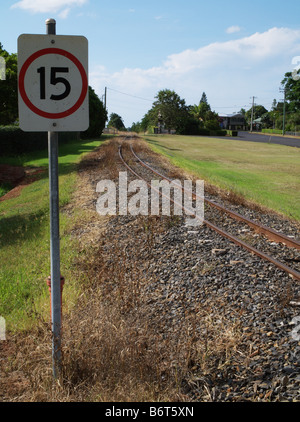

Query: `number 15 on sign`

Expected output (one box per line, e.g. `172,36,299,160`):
18,34,89,132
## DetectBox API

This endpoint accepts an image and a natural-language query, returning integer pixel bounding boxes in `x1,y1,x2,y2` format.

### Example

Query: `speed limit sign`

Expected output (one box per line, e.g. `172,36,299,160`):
18,34,89,131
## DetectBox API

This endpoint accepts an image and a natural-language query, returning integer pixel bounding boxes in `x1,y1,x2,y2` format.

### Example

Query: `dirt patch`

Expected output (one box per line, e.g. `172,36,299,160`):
0,164,25,184
0,165,46,202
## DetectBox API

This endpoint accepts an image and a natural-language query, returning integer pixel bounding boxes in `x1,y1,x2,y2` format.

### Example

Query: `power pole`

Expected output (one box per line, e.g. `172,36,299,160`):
279,87,287,136
283,89,286,135
250,96,256,132
104,87,107,128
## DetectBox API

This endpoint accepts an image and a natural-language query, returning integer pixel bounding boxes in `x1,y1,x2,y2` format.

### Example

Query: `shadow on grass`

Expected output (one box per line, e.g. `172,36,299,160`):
0,210,48,248
0,141,104,195
0,138,103,171
144,138,183,152
0,138,105,248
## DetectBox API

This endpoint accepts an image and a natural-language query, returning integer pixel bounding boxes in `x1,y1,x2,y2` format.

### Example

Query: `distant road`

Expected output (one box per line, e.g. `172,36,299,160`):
222,131,300,148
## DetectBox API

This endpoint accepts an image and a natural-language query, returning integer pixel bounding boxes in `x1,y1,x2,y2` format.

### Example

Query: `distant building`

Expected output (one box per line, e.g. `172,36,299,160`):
219,113,247,130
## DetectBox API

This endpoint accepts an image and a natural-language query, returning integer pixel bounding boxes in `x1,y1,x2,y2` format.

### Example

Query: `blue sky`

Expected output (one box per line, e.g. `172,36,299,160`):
2,0,300,127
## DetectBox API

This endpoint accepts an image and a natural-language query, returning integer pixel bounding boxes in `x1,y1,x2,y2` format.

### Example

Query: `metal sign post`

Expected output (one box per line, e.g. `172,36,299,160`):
17,19,89,379
46,19,61,378
46,18,62,379
48,132,61,379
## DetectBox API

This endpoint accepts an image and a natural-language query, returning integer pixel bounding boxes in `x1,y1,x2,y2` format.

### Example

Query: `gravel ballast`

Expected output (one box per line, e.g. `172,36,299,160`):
81,137,300,402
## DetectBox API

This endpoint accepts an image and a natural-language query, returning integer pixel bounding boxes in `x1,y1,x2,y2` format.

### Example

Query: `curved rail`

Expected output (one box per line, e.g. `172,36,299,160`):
129,144,300,251
118,139,300,281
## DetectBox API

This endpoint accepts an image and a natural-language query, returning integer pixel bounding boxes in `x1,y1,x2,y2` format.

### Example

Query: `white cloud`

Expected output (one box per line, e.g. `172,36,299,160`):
226,25,242,34
164,27,300,72
90,27,300,125
58,8,71,19
11,0,88,14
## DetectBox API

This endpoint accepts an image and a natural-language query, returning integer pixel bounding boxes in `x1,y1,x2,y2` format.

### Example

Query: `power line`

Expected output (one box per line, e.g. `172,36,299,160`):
107,87,154,103
105,87,290,118
212,105,248,109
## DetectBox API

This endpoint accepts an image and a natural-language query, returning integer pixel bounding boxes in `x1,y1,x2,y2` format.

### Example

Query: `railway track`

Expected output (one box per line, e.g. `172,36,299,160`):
118,136,300,282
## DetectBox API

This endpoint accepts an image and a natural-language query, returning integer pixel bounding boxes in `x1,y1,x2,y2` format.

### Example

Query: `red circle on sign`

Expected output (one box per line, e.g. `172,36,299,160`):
19,48,88,119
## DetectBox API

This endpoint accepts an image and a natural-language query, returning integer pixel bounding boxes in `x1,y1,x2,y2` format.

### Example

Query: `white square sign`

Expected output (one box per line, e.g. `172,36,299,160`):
18,34,89,132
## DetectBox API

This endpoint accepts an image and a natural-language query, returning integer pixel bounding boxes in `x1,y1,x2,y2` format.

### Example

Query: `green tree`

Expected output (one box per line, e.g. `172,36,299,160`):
108,113,126,130
190,92,211,122
267,99,278,129
81,86,107,138
204,110,220,130
286,111,300,131
140,114,151,132
245,104,268,124
190,103,204,124
200,92,209,105
281,70,300,112
190,93,219,130
190,103,212,122
130,121,141,132
260,112,273,129
0,43,18,125
146,89,190,133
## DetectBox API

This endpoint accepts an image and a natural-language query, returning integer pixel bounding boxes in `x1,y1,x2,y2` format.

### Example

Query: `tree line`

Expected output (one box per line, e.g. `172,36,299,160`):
128,73,300,134
129,90,221,135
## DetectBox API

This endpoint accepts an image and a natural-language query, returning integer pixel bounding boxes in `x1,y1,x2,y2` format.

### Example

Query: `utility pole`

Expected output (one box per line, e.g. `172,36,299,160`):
283,89,286,136
104,87,108,128
250,96,256,132
279,86,287,136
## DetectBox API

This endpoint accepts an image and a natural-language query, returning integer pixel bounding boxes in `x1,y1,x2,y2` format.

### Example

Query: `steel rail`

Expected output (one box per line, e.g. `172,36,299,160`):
119,140,300,281
129,144,300,251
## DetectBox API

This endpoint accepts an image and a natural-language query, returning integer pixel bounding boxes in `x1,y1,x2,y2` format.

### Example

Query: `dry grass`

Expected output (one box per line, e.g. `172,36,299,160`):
0,136,251,402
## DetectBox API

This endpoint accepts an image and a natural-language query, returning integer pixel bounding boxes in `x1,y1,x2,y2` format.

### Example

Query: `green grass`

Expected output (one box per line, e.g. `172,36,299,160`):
144,135,300,221
0,137,105,331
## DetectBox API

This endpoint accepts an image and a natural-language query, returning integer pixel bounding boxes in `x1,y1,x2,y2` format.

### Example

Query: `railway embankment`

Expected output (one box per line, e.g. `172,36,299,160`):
1,136,299,402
